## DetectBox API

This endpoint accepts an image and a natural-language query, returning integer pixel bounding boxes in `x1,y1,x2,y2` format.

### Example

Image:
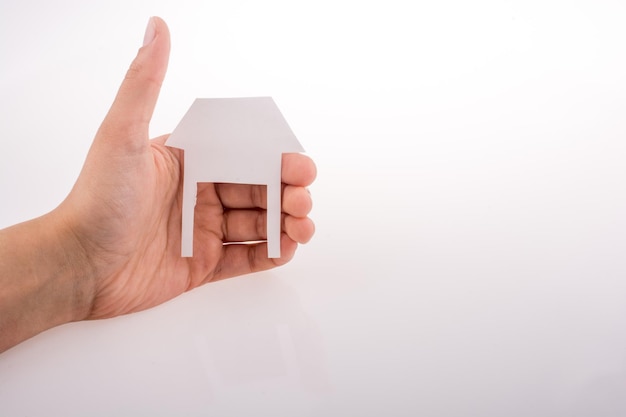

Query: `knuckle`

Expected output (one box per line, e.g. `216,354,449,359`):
124,60,143,81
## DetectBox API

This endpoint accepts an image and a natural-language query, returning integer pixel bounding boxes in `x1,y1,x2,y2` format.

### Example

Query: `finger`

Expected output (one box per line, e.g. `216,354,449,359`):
282,186,312,217
215,184,312,215
282,153,317,186
284,216,315,244
222,209,265,242
223,210,315,243
213,183,267,209
96,17,171,151
210,234,298,282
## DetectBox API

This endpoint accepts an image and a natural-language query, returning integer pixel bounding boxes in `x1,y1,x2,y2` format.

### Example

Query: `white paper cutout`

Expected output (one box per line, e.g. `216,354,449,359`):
166,97,305,258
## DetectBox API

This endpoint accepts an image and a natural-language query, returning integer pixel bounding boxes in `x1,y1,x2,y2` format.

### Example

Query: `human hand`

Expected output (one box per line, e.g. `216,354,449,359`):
56,17,316,319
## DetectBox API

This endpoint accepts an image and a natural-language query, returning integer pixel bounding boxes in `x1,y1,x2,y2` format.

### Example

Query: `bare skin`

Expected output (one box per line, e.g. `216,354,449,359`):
0,17,316,353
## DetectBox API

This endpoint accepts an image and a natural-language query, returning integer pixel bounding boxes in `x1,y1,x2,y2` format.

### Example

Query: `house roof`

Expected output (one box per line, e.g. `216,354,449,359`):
166,97,304,154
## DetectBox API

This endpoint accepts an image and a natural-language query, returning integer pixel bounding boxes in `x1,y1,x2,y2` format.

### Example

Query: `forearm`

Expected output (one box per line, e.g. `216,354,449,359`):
0,212,93,353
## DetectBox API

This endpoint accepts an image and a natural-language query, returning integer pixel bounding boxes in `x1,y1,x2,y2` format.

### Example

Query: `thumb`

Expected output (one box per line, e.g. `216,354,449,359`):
97,17,170,149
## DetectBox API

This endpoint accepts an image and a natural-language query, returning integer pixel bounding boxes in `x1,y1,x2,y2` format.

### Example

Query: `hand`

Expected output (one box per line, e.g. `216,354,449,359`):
53,17,316,320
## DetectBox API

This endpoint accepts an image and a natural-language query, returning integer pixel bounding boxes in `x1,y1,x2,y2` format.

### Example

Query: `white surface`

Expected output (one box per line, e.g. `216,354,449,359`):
1,1,626,416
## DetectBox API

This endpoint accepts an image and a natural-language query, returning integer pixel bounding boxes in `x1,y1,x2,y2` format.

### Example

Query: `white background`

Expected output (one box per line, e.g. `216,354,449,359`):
1,1,626,416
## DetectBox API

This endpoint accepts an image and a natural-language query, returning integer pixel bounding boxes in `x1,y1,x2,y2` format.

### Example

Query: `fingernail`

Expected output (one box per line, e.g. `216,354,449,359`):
143,17,156,46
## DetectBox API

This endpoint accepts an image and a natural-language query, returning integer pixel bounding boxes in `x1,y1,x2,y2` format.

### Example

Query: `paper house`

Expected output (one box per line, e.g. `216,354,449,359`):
166,97,304,258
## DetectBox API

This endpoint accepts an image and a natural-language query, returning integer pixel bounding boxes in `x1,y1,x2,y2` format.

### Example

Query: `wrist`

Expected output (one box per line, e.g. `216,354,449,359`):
0,209,95,352
44,208,97,322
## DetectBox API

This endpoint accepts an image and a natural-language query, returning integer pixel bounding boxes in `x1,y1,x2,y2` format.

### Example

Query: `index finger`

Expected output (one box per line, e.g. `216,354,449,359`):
282,153,316,186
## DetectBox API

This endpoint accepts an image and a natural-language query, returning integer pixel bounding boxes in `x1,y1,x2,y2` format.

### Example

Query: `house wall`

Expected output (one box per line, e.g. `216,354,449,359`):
2,1,626,416
185,150,279,185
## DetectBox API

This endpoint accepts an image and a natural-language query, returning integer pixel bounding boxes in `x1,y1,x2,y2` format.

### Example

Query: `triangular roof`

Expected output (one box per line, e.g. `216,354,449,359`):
167,97,304,154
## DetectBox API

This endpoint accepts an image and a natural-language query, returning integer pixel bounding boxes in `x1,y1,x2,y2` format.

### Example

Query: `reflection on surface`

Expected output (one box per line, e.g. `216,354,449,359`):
191,272,330,393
